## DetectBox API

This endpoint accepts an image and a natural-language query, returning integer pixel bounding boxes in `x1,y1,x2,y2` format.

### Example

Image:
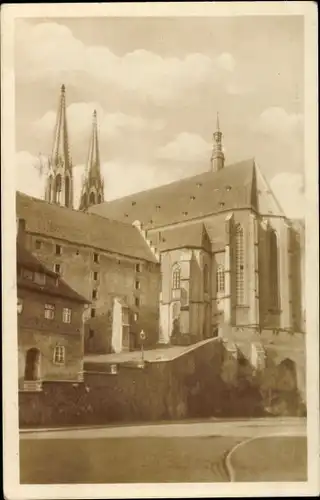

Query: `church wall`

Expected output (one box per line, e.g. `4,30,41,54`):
26,232,160,354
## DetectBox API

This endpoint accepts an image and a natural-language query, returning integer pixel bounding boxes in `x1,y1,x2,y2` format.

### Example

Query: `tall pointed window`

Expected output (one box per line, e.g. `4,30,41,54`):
269,229,279,310
89,192,96,205
203,264,209,293
172,263,181,290
235,224,245,305
216,264,225,294
65,175,70,206
55,174,62,204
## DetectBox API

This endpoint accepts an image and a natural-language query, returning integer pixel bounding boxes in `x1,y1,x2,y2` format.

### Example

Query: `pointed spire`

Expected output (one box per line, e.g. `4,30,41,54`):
45,84,73,208
79,109,105,211
210,112,225,172
216,112,220,132
51,83,70,166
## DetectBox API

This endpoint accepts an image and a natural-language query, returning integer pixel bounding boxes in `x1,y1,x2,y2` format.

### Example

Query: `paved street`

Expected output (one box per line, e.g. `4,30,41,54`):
20,417,307,484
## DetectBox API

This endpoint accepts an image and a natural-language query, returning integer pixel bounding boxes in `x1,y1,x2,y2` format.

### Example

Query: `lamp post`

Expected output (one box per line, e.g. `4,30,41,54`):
140,329,146,367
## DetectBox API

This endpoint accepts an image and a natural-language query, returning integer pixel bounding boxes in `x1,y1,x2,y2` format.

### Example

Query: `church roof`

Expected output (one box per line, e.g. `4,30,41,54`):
17,241,90,304
148,222,212,253
89,159,285,228
16,192,158,263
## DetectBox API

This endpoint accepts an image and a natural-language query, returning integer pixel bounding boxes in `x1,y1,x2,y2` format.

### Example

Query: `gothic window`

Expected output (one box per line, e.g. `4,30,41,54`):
65,175,70,206
269,229,279,310
55,174,62,204
216,264,225,293
89,192,96,205
203,264,209,293
235,224,245,305
172,263,181,290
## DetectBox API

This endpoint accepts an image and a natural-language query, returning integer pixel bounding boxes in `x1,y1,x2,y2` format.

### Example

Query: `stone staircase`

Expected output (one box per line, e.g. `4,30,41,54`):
23,380,42,392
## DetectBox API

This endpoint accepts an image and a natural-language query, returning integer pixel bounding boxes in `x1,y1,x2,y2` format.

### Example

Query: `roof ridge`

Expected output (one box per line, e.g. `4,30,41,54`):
95,158,255,205
16,191,143,231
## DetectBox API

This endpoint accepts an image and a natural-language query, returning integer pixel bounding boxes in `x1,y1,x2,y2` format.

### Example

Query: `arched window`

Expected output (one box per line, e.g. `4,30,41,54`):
65,175,70,207
55,174,62,204
203,264,209,293
235,224,245,305
89,191,96,206
216,264,225,293
172,263,181,290
269,229,279,309
53,345,65,365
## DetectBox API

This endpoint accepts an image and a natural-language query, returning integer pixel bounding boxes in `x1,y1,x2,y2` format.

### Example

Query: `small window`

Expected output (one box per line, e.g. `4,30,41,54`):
89,329,95,339
93,271,99,281
182,211,188,216
34,272,46,285
17,297,23,314
156,205,161,211
35,240,42,250
93,253,99,264
219,202,225,208
54,263,61,274
190,195,196,201
91,308,96,318
172,263,181,290
55,244,62,255
135,263,141,273
45,303,55,320
132,201,136,206
22,269,34,281
135,297,140,307
92,289,97,300
53,345,65,365
134,313,139,322
76,250,80,256
135,280,140,290
196,183,202,188
216,265,225,294
62,307,72,323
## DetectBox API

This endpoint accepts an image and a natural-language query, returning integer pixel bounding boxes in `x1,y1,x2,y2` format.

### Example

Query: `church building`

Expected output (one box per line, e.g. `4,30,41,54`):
17,85,305,353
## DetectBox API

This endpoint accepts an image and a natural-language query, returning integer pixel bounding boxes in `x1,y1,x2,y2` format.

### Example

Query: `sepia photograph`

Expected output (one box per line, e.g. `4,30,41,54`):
2,2,319,498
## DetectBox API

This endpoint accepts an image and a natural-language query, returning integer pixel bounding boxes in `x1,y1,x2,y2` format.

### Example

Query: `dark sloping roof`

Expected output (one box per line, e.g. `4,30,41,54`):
17,242,90,304
16,192,157,263
89,159,256,228
148,223,212,253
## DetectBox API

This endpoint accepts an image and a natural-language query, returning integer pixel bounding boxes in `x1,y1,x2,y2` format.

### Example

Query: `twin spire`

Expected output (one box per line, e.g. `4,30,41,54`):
45,84,104,211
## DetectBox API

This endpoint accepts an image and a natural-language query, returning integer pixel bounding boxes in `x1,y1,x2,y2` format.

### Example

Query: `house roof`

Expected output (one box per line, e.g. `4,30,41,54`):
16,192,158,263
89,159,285,228
17,242,90,304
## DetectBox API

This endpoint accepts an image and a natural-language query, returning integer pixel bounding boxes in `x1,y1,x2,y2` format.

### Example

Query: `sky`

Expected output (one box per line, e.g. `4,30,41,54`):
15,16,305,218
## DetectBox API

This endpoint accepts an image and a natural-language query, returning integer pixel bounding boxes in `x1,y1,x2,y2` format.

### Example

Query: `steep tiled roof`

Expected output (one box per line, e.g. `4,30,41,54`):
148,223,212,253
17,242,90,304
16,192,158,263
89,159,256,228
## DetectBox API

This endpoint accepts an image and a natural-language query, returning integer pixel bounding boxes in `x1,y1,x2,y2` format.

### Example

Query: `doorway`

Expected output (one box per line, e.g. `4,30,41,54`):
24,348,41,381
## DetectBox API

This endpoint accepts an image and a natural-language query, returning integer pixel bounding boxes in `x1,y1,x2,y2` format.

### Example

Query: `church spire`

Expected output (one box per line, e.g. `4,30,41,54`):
79,110,105,211
45,84,73,208
210,112,225,172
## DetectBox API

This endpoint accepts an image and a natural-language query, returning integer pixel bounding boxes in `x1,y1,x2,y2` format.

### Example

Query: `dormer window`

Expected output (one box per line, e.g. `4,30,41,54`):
132,201,136,206
156,205,161,211
124,213,129,217
93,252,99,264
190,196,196,201
219,202,225,208
225,185,232,192
196,183,202,188
182,211,188,216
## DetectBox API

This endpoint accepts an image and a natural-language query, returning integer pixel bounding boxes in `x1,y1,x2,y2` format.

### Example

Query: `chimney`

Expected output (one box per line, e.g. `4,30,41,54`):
17,218,26,246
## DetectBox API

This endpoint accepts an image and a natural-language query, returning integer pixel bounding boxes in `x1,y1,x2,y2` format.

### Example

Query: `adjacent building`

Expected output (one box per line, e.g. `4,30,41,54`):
17,219,90,391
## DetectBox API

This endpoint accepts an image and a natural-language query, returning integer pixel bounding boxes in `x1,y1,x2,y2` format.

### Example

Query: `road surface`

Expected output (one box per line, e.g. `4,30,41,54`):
20,417,307,484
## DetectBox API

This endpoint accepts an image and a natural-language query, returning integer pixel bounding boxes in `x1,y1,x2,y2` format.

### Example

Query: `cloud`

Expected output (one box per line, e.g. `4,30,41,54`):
270,172,305,219
16,20,238,104
157,132,212,162
255,107,303,139
32,102,165,161
15,151,46,198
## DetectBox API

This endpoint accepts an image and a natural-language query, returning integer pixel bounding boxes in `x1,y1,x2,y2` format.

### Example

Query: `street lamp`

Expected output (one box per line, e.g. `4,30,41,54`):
139,329,146,367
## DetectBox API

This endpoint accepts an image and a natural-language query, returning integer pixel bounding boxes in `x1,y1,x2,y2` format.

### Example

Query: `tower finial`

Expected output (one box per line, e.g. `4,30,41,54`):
210,113,225,172
61,84,65,93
